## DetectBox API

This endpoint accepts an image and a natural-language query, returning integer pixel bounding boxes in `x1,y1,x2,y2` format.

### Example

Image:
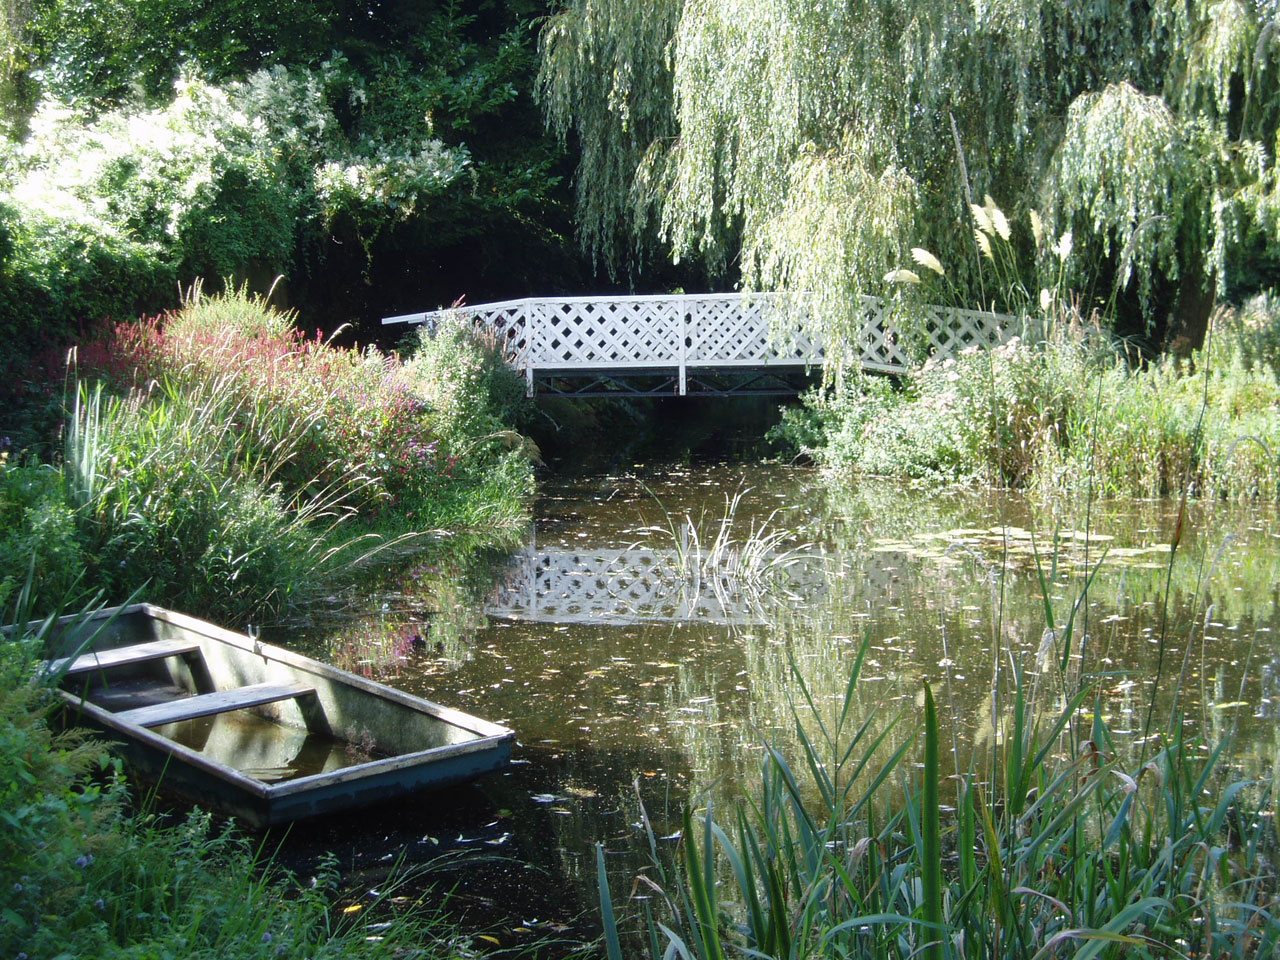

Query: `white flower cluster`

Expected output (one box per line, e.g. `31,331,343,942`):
3,61,469,250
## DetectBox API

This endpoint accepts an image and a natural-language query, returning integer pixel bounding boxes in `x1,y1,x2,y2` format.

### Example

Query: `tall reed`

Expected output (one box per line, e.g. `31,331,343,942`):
638,485,809,613
599,625,1277,958
63,374,378,622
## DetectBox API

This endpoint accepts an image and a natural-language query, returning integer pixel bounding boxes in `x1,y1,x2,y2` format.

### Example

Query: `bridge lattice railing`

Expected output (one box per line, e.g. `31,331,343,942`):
384,293,1019,393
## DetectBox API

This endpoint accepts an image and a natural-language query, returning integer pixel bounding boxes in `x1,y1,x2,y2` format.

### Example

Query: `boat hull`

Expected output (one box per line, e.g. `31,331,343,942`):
45,604,514,828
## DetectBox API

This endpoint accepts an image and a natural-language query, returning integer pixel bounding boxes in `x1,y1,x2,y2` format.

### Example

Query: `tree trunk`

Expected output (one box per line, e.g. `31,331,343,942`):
1164,264,1215,359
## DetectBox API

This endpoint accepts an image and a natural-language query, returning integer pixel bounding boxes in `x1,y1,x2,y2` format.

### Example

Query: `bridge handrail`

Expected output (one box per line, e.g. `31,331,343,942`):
382,293,1021,395
382,291,791,326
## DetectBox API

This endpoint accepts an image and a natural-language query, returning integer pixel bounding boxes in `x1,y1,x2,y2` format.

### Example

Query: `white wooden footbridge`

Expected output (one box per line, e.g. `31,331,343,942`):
383,294,1015,397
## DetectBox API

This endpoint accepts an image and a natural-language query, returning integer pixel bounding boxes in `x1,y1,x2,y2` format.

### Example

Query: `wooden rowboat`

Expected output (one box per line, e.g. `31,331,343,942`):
42,604,513,828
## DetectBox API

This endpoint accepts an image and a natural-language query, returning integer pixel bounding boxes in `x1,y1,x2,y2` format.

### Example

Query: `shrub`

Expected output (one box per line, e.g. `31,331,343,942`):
0,200,176,351
0,285,539,621
394,313,537,523
1214,292,1280,379
399,313,533,448
0,459,86,610
795,307,1280,499
80,285,451,520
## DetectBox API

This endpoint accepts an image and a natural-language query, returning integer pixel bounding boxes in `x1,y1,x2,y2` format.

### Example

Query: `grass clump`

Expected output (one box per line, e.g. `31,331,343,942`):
394,312,538,530
0,598,470,960
775,303,1280,499
0,283,536,622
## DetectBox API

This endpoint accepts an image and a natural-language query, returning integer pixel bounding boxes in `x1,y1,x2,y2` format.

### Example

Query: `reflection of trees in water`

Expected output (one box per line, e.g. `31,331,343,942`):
732,498,1280,793
307,536,523,679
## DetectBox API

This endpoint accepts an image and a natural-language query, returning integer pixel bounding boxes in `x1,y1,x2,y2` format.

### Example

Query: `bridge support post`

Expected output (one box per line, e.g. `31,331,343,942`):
678,305,688,396
525,301,541,398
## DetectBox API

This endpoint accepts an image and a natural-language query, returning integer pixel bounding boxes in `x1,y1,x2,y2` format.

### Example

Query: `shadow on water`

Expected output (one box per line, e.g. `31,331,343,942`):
261,462,1280,953
533,395,792,473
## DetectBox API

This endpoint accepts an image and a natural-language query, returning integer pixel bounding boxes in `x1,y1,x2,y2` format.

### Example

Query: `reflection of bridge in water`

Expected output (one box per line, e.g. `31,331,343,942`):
483,544,906,627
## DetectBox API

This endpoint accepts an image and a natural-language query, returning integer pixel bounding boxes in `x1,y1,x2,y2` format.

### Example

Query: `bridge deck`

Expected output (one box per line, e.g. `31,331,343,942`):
384,294,1014,397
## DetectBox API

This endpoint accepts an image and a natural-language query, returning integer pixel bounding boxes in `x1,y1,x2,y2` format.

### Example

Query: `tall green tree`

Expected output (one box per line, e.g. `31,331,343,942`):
1,0,580,346
539,0,1280,353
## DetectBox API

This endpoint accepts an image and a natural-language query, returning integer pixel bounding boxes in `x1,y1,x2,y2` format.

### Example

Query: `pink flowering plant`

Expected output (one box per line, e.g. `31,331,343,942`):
81,285,464,520
50,284,534,620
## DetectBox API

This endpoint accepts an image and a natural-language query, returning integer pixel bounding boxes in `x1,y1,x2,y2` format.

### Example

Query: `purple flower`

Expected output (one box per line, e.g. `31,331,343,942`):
75,854,94,868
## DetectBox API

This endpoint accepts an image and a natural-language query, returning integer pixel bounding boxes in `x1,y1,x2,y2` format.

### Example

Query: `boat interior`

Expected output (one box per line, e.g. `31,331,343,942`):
47,607,490,784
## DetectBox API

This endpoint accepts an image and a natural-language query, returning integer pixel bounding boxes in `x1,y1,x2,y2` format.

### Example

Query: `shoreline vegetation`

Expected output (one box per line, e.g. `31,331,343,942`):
771,296,1280,501
0,287,541,959
1,284,537,623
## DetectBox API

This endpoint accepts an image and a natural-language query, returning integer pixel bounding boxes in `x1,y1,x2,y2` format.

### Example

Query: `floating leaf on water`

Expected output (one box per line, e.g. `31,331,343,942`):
987,526,1033,539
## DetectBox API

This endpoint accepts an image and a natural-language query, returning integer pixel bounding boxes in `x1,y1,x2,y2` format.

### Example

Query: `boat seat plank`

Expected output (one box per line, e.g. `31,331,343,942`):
48,639,203,677
116,682,314,727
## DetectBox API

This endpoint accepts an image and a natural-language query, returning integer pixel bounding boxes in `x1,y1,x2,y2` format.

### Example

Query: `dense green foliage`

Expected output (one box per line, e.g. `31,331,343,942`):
3,61,465,344
540,0,1280,350
772,298,1280,498
0,602,475,959
0,0,578,356
0,287,535,621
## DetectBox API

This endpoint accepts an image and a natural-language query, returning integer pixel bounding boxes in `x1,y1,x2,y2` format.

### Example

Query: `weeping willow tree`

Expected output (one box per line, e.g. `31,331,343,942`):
0,0,35,132
539,0,1280,353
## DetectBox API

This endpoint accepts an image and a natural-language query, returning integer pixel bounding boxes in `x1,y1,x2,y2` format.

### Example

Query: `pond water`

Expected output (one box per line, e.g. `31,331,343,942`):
272,463,1280,950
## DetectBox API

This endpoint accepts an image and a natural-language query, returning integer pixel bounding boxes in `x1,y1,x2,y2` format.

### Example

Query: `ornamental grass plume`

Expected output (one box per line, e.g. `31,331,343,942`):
911,248,945,276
